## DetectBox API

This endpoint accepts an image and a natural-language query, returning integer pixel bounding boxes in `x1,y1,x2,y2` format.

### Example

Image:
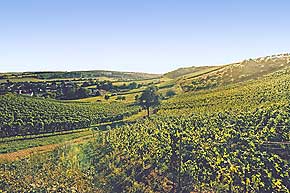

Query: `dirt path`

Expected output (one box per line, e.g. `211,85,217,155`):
0,110,147,162
0,135,94,162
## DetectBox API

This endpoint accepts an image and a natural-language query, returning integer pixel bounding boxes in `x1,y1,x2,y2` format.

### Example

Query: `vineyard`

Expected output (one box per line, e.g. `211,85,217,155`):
74,68,290,192
0,94,139,137
2,0,290,191
1,67,290,192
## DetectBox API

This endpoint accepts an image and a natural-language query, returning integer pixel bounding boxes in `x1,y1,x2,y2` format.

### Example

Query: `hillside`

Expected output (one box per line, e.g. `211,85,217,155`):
0,70,161,82
170,53,290,91
3,61,290,192
2,53,290,192
0,94,139,137
163,66,219,79
35,70,161,80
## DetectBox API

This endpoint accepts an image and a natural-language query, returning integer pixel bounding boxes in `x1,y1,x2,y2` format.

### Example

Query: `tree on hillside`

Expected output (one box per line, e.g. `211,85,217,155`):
138,86,160,117
166,90,176,98
62,86,77,99
135,94,139,101
104,95,110,100
128,82,138,89
76,87,91,98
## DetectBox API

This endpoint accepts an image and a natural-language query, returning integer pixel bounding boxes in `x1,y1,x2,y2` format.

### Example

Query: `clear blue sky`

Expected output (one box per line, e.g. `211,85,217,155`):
0,0,290,73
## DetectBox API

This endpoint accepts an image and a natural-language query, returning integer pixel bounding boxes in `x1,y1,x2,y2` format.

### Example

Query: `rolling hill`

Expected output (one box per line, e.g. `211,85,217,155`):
165,53,290,92
0,70,161,82
163,66,219,79
2,53,290,192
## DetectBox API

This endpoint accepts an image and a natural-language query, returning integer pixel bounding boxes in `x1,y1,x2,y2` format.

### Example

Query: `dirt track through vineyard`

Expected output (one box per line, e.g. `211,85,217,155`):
0,135,94,162
0,110,147,162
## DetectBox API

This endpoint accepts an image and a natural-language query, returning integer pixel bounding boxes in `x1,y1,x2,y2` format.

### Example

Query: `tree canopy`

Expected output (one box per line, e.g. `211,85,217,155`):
138,86,160,116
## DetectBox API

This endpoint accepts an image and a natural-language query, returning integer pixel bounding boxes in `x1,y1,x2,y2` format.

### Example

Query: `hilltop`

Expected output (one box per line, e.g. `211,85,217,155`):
163,66,219,79
165,53,290,92
2,53,290,103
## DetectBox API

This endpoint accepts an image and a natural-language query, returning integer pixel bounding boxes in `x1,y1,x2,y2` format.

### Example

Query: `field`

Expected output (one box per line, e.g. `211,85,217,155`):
76,87,147,103
1,55,290,192
78,77,176,103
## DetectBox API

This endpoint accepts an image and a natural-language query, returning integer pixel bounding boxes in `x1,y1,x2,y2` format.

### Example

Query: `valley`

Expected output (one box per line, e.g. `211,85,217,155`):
1,54,290,192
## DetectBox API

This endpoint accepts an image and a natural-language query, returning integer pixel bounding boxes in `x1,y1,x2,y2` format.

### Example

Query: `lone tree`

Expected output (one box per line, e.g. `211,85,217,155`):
138,86,160,117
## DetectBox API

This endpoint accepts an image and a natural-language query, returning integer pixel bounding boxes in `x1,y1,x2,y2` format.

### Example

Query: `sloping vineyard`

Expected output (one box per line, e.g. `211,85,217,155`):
84,106,290,192
1,69,290,192
160,67,290,116
80,69,290,192
0,94,139,137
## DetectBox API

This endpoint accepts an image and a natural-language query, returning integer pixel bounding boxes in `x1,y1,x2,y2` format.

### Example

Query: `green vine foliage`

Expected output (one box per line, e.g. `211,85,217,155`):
2,68,290,192
0,94,139,137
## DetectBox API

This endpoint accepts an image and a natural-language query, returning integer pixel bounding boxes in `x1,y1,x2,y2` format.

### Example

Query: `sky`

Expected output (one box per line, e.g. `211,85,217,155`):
0,0,290,74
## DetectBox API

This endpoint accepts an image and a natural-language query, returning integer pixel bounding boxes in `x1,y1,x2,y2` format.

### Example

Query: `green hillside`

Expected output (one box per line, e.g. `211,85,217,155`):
75,65,290,192
176,53,290,92
2,54,290,192
0,94,138,137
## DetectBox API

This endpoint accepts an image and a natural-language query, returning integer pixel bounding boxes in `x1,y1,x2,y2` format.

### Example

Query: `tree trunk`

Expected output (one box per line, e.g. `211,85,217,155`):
147,106,150,117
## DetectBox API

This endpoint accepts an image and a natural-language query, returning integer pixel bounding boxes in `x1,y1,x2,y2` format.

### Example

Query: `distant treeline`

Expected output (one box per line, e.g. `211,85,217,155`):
35,71,160,80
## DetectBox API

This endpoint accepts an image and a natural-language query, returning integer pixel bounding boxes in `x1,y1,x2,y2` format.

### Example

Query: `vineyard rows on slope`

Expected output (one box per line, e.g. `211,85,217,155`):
2,68,290,192
0,94,139,137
